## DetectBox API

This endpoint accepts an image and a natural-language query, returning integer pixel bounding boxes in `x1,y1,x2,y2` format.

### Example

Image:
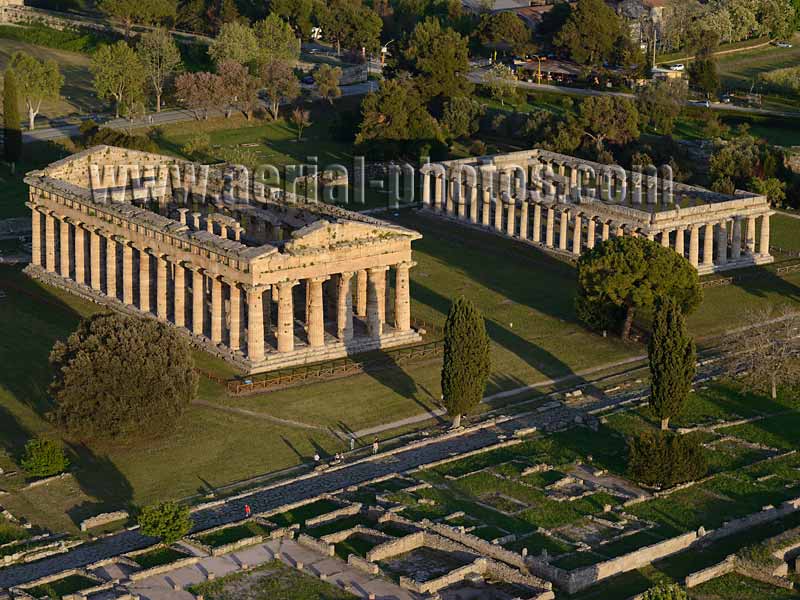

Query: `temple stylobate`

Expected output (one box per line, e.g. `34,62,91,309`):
25,146,422,373
422,149,773,274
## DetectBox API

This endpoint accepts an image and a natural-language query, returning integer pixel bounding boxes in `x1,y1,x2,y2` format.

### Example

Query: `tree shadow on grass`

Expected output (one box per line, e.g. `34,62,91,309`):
65,443,134,524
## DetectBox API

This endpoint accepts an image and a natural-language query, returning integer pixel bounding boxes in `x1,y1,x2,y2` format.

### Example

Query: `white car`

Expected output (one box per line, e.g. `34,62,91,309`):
669,63,685,71
775,41,793,48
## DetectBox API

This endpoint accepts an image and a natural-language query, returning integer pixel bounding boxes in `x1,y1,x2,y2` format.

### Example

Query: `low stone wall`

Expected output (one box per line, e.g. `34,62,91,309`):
297,534,334,557
128,555,200,581
684,556,736,588
210,535,264,557
321,526,388,545
430,523,527,569
80,511,129,532
736,561,794,590
400,558,487,595
304,503,361,528
417,439,523,472
347,554,379,575
1,535,81,566
705,498,800,542
366,531,425,562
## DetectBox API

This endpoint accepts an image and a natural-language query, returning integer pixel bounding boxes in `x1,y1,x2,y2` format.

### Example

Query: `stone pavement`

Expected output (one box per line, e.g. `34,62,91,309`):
124,539,415,600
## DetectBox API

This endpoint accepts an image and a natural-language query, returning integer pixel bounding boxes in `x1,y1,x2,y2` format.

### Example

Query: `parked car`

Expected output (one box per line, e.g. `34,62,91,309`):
669,63,685,71
690,99,711,108
775,41,793,48
302,75,315,85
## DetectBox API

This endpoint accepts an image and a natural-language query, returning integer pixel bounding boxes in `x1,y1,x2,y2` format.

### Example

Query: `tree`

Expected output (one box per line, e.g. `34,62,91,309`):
575,237,702,340
254,13,300,65
48,313,198,441
91,42,146,118
486,63,519,106
3,69,22,169
218,60,260,120
688,48,719,98
259,59,300,119
648,298,696,430
441,297,491,428
175,71,225,119
628,430,707,488
726,306,800,399
751,176,787,205
637,79,687,135
290,107,311,140
642,583,688,600
577,96,639,153
8,52,62,131
208,21,259,67
314,64,343,104
138,501,192,545
20,438,69,478
404,17,472,103
554,0,623,65
759,0,796,39
355,76,445,157
441,95,483,139
319,0,383,55
476,11,533,56
98,0,176,39
137,28,182,113
269,0,314,38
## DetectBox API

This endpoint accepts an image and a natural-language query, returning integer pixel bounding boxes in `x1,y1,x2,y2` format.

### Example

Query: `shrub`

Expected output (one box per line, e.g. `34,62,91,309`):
138,501,192,545
628,431,707,488
20,438,69,478
0,24,113,54
642,583,687,600
759,66,800,95
180,132,211,159
49,313,198,441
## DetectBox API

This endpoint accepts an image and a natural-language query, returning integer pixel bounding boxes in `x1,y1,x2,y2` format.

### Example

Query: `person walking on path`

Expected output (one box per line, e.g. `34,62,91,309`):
350,436,355,451
244,504,251,518
372,438,379,455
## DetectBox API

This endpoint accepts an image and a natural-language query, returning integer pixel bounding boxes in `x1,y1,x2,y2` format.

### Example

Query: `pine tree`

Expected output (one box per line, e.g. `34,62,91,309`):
441,297,491,428
648,297,696,430
3,69,22,171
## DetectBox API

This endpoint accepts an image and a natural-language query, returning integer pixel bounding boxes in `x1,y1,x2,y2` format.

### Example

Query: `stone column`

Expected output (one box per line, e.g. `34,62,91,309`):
545,207,555,247
703,223,715,267
445,175,455,215
675,228,685,258
31,207,42,267
106,237,117,299
532,203,542,243
139,248,151,313
731,217,743,260
395,261,414,332
173,261,185,327
421,171,431,207
356,269,367,317
211,277,223,344
367,266,388,338
660,230,671,248
689,225,699,267
59,218,70,277
247,286,265,361
229,283,241,351
455,180,465,219
601,222,610,242
506,197,515,237
277,280,297,353
586,218,596,250
123,243,134,305
469,183,478,223
746,215,757,253
337,272,354,342
519,201,528,240
558,210,568,251
192,269,205,336
74,225,85,285
45,213,56,272
434,175,443,212
306,276,328,348
571,212,582,255
759,213,771,257
157,256,169,321
717,221,728,266
482,186,491,227
90,231,101,291
494,195,504,232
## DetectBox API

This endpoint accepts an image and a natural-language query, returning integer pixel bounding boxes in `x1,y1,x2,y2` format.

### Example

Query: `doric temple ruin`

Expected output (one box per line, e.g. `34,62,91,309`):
25,146,422,373
422,149,774,274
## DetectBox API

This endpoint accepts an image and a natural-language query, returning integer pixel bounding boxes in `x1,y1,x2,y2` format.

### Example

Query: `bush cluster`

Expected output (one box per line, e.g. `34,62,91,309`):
20,438,69,478
78,120,158,153
0,24,111,54
627,430,707,488
138,501,192,545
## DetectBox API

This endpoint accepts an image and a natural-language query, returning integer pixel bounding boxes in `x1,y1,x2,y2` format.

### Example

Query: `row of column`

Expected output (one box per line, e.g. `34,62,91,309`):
31,208,414,362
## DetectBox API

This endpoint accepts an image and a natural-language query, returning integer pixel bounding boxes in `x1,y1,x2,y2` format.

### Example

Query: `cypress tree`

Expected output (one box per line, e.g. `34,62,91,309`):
648,296,696,430
3,69,21,171
441,297,491,428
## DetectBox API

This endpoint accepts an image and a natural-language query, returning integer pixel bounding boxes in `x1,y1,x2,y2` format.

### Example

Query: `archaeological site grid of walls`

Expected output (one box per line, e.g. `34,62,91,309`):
422,149,774,275
25,145,423,374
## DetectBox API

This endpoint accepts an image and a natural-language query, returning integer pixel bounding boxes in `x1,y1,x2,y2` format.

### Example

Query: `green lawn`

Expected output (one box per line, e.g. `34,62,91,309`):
689,573,800,599
130,546,189,569
195,521,273,548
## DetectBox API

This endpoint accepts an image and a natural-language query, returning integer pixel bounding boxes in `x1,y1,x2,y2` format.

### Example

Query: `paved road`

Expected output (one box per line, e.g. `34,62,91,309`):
23,81,378,144
468,70,800,119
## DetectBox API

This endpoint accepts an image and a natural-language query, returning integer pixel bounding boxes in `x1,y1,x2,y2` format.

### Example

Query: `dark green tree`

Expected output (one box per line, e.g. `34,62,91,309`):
3,69,21,170
319,0,382,55
441,297,491,428
648,297,696,430
49,313,198,441
688,51,719,98
404,17,472,104
575,236,702,340
577,95,640,153
628,430,707,488
20,438,69,478
476,11,533,56
138,501,192,545
441,95,484,139
636,79,687,135
553,0,623,65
